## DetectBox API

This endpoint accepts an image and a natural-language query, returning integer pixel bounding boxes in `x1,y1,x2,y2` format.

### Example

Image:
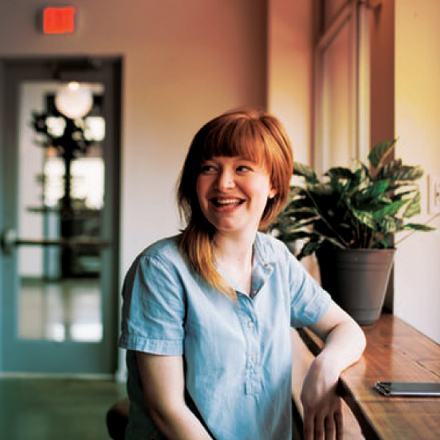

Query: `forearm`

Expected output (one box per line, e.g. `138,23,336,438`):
300,309,366,439
317,317,366,377
149,402,213,440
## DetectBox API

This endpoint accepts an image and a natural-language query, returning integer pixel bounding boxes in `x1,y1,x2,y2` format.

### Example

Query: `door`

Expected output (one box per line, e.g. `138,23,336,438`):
0,58,121,375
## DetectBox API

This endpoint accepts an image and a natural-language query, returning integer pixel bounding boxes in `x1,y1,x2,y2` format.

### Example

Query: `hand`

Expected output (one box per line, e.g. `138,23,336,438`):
300,356,343,440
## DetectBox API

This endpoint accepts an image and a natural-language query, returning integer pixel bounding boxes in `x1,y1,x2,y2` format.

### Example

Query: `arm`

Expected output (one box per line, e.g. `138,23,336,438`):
136,352,213,440
300,302,366,440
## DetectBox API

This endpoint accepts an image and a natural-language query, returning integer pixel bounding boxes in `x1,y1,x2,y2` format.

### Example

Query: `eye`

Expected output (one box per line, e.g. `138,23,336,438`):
199,163,217,174
236,163,254,173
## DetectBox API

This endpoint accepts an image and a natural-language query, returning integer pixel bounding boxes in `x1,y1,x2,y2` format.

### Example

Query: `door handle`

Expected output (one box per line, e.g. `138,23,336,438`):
1,228,111,256
1,228,17,255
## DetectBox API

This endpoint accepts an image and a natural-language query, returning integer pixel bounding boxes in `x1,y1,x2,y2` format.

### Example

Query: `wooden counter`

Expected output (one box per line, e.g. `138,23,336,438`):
295,314,440,439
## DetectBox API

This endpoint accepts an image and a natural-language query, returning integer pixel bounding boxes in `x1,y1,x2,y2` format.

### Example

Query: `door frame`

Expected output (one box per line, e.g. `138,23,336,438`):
0,56,122,375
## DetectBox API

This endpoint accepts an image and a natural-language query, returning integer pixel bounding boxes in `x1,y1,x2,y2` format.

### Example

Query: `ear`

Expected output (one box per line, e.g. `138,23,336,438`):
268,188,277,200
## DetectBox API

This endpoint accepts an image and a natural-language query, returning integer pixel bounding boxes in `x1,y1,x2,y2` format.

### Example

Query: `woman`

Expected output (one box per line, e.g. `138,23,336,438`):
120,108,366,440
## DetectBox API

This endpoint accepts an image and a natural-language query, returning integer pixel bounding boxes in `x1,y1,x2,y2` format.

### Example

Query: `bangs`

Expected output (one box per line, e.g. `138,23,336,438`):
179,108,293,229
198,118,268,166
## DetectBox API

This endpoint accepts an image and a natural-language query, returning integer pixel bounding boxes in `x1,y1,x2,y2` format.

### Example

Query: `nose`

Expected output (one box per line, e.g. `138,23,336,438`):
215,168,235,191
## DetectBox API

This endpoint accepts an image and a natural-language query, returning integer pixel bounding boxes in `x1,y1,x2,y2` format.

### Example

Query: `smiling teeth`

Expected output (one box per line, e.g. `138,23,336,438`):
216,198,239,205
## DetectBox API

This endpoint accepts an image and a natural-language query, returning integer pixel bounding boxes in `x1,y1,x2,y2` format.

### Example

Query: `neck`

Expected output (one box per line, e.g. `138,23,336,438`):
213,230,257,294
213,230,256,264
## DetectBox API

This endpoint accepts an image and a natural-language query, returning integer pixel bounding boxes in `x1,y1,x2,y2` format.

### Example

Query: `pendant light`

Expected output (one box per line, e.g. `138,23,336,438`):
55,82,93,119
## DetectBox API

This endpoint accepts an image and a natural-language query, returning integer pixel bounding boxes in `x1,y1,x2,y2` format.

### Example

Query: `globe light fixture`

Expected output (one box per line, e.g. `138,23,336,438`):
55,82,93,119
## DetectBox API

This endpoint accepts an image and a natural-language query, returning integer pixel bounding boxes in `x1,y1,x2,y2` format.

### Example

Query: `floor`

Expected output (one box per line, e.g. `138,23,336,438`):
0,377,127,440
19,278,102,343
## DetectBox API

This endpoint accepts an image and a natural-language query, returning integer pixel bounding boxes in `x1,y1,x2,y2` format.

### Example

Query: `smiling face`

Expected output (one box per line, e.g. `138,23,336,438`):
178,109,294,239
196,156,276,238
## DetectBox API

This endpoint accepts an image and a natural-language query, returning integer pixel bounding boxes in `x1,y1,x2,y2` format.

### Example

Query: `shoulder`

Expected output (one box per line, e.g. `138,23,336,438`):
134,234,182,265
254,232,309,284
121,235,190,308
125,235,187,281
254,231,293,263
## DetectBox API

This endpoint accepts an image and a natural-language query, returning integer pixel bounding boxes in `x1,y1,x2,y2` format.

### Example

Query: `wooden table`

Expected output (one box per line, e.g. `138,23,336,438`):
295,314,440,440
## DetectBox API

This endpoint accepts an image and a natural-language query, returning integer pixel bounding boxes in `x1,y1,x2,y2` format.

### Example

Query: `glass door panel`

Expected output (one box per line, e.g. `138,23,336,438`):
17,81,105,344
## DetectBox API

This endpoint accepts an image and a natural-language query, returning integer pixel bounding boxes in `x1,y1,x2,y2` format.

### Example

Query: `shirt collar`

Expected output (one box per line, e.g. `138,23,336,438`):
253,232,276,267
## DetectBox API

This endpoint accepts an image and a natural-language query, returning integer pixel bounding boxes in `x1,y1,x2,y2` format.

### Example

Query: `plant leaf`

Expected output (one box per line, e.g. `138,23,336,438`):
373,200,407,219
403,192,421,218
294,162,318,183
375,158,402,180
279,207,317,219
379,216,398,233
353,163,369,186
368,139,397,168
325,167,355,180
404,223,436,231
352,209,376,229
306,183,334,199
391,165,424,181
297,239,322,259
358,179,390,200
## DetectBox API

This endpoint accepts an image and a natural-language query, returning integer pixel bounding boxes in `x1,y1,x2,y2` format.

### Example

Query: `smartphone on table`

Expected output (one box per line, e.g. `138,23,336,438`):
375,381,440,397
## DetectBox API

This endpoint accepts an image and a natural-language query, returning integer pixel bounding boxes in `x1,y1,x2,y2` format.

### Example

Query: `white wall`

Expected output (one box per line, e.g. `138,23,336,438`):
267,0,313,165
394,0,440,343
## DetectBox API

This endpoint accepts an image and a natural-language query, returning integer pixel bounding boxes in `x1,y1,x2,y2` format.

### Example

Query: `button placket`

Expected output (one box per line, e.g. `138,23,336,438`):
237,296,261,395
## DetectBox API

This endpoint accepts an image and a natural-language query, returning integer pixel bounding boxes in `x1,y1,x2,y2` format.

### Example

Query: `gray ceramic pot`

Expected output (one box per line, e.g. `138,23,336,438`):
316,248,395,325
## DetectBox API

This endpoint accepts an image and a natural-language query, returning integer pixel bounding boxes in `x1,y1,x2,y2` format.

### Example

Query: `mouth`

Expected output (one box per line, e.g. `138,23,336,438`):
211,197,244,208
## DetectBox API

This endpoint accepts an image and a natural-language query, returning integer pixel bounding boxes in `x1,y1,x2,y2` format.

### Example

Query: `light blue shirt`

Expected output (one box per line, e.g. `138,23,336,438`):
119,232,331,440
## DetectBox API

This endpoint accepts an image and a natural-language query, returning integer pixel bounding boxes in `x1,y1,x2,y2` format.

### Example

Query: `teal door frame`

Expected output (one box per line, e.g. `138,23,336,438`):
0,57,122,375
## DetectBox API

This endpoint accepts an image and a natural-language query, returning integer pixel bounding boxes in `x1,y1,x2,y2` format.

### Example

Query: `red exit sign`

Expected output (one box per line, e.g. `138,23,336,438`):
42,6,76,34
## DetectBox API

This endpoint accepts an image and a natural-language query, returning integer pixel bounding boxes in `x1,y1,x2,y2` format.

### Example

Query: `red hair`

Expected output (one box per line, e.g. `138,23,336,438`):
177,108,293,296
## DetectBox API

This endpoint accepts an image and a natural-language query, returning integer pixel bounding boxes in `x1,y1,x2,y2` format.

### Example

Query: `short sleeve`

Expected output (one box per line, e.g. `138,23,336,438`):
287,252,331,328
119,253,186,355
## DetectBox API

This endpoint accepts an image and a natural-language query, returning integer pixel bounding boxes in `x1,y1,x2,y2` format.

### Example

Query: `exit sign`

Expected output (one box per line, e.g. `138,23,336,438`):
42,7,76,34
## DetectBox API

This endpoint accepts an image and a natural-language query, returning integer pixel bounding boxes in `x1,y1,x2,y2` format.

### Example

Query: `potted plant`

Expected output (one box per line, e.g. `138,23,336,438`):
271,140,435,325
